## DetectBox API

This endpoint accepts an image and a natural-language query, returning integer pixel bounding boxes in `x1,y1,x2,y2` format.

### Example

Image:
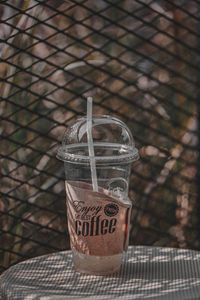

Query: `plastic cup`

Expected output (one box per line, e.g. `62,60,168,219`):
57,114,139,275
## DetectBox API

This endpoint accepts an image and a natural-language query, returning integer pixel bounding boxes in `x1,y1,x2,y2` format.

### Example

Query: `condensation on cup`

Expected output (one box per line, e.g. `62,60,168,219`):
57,98,139,275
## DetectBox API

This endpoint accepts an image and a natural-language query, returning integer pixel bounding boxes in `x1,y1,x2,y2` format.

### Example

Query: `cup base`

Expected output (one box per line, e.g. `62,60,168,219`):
72,248,122,276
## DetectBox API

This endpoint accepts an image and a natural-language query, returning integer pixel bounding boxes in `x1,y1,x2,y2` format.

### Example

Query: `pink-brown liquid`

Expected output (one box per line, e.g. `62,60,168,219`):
65,181,132,275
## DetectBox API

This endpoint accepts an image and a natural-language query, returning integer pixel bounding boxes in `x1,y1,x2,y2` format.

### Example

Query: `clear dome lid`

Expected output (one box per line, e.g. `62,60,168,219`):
57,115,139,165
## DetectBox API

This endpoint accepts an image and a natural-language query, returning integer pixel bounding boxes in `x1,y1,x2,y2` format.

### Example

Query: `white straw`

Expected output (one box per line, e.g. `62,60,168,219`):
87,97,98,192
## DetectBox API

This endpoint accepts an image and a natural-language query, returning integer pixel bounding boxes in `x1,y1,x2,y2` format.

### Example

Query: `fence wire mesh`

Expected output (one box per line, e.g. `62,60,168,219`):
0,0,199,273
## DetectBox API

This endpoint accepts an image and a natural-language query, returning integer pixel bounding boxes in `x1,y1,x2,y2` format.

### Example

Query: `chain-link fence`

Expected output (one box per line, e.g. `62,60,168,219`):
0,0,199,274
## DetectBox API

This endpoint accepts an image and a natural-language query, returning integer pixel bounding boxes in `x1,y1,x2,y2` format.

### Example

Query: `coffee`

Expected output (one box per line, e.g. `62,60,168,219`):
57,114,139,275
65,181,131,258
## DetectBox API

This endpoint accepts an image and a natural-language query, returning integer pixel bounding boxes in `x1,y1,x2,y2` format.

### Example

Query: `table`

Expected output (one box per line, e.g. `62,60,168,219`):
1,246,200,300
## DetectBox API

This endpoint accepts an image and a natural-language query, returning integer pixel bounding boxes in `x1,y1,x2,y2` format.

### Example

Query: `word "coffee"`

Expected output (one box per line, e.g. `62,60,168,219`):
75,215,117,237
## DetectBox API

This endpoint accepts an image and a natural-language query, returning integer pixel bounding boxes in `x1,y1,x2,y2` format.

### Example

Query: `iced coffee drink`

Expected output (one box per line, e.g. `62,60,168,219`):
57,98,139,275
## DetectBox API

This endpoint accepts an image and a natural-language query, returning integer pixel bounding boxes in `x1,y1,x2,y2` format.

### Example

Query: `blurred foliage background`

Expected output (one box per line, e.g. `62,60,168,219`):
0,0,199,273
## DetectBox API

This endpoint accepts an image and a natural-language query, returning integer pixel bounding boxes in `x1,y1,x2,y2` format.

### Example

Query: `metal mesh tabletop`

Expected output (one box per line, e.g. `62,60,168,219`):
1,246,200,300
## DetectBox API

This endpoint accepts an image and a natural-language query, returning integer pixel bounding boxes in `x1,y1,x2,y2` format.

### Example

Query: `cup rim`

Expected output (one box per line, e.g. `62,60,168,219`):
56,143,139,165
